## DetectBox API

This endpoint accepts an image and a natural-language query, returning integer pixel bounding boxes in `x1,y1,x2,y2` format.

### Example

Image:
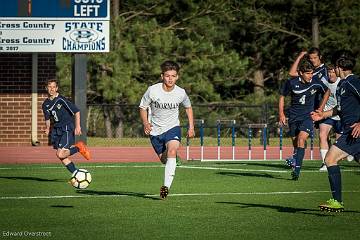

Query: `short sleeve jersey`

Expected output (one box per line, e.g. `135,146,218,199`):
42,95,79,128
336,74,360,134
139,83,191,136
280,76,328,123
321,77,341,120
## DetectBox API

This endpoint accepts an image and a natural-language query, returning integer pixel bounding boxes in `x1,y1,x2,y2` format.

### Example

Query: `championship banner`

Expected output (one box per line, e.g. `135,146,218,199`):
0,0,110,52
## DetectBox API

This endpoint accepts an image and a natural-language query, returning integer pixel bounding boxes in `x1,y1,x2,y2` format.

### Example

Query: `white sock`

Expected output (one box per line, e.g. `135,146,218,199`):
320,149,328,163
164,158,176,188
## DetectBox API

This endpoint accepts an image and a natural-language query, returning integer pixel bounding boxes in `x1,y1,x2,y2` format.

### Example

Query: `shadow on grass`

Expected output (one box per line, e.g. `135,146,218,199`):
217,201,360,216
216,171,285,180
0,176,62,182
75,189,160,200
50,205,74,208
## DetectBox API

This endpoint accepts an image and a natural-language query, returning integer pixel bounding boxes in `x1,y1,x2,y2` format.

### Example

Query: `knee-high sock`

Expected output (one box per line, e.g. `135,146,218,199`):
65,162,77,173
294,147,305,175
327,165,342,202
164,158,176,188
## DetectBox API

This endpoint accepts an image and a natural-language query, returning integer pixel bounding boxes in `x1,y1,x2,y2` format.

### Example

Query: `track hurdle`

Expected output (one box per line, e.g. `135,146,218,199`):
248,123,267,160
215,120,236,161
186,119,204,161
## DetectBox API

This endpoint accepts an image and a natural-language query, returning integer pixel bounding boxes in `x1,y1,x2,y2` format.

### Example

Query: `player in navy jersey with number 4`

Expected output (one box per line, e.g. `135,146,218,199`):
279,58,330,180
42,79,91,176
311,50,360,212
139,60,195,199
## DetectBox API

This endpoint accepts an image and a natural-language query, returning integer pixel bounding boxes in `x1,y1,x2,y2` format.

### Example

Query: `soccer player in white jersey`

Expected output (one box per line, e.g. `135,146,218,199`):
318,64,343,171
139,60,195,199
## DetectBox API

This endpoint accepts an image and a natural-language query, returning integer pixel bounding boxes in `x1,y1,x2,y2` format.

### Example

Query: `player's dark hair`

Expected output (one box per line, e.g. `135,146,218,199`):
298,57,314,73
326,63,335,70
333,50,356,71
46,78,58,87
160,61,180,73
308,47,323,61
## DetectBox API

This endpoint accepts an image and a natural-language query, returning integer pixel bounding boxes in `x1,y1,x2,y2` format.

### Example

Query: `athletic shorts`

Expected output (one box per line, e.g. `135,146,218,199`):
51,123,75,150
319,118,343,134
150,126,181,155
334,133,360,156
288,118,313,137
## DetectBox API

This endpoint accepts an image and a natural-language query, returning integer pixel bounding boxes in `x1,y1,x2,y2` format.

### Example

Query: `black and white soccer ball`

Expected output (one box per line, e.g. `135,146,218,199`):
70,168,92,189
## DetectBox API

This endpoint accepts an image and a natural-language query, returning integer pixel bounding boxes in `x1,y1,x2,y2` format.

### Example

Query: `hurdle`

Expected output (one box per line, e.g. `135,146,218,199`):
215,119,236,161
248,123,267,160
186,119,205,161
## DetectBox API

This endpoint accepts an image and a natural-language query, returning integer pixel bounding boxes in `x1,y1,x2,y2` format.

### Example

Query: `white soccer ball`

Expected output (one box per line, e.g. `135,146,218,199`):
70,168,92,189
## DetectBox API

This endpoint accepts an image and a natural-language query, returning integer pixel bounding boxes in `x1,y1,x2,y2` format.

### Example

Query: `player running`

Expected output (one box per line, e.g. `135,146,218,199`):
311,50,360,212
139,60,195,199
42,79,91,176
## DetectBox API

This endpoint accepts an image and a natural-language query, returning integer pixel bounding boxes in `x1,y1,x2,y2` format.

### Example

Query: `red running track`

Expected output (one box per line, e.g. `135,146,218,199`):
0,146,320,164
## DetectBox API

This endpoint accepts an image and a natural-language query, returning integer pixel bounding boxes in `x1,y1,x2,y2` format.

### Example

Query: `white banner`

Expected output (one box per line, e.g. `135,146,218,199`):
0,20,109,52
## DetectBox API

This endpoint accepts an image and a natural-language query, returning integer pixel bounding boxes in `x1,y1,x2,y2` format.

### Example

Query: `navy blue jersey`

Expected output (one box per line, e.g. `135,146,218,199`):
313,64,329,109
336,74,360,134
42,95,79,128
280,76,328,122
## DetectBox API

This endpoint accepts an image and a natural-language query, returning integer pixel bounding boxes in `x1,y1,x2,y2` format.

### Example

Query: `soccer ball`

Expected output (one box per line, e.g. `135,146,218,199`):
70,168,92,189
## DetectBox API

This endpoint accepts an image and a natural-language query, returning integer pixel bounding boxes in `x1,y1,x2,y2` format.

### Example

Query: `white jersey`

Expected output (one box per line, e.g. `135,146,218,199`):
139,83,191,136
321,76,340,120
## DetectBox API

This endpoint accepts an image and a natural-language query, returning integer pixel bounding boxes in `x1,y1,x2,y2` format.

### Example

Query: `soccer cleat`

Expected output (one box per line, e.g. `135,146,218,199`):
160,186,169,199
291,170,299,181
285,157,295,168
319,164,327,172
75,141,91,160
319,199,344,212
176,155,182,166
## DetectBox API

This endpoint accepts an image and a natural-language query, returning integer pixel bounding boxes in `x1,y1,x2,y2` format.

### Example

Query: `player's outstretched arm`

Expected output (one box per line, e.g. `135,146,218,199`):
44,119,51,135
185,107,195,138
317,89,330,111
310,109,333,121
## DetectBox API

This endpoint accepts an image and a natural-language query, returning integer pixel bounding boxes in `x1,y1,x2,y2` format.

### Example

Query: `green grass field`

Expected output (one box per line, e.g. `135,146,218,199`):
0,160,359,240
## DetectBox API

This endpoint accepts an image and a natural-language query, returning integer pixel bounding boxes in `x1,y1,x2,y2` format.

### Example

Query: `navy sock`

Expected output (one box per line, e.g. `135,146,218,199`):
294,147,305,175
327,165,342,202
65,162,77,173
69,146,79,156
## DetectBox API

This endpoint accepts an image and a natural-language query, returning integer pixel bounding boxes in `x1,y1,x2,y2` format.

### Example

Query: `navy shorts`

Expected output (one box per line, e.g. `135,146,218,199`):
319,118,343,134
288,118,313,137
51,124,75,150
334,133,360,156
150,126,181,155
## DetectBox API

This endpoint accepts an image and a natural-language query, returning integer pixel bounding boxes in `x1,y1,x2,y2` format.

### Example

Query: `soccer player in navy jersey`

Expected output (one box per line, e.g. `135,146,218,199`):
311,50,360,212
139,61,195,199
279,57,330,180
287,48,329,165
42,79,91,175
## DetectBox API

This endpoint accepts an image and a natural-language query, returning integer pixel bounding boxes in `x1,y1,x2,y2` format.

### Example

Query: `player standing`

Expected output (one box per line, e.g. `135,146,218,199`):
139,60,195,199
286,48,329,165
279,57,329,180
311,50,360,212
42,79,91,175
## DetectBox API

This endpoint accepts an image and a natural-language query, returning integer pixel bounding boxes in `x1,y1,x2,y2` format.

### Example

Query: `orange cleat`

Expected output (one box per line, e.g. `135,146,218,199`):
75,141,91,160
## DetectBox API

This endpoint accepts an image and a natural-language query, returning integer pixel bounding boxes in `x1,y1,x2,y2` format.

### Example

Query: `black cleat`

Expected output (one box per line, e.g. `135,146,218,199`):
291,171,299,181
160,186,169,199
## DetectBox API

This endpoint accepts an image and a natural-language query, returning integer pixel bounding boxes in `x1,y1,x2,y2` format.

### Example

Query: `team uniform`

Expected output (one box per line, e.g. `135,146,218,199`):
313,64,329,110
280,76,328,137
139,82,192,155
42,95,80,150
333,74,360,155
319,77,342,134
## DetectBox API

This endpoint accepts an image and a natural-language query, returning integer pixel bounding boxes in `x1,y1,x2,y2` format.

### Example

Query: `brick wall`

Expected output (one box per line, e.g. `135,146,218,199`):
0,53,56,146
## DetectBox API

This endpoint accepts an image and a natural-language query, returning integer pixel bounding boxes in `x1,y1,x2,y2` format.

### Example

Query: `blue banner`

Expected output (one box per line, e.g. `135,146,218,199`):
0,0,108,18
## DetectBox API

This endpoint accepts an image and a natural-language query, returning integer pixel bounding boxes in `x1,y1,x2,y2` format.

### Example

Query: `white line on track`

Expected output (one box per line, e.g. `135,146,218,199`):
1,190,359,200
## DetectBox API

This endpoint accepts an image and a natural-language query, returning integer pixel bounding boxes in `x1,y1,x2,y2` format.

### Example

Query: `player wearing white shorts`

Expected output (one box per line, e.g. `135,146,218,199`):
139,60,195,199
